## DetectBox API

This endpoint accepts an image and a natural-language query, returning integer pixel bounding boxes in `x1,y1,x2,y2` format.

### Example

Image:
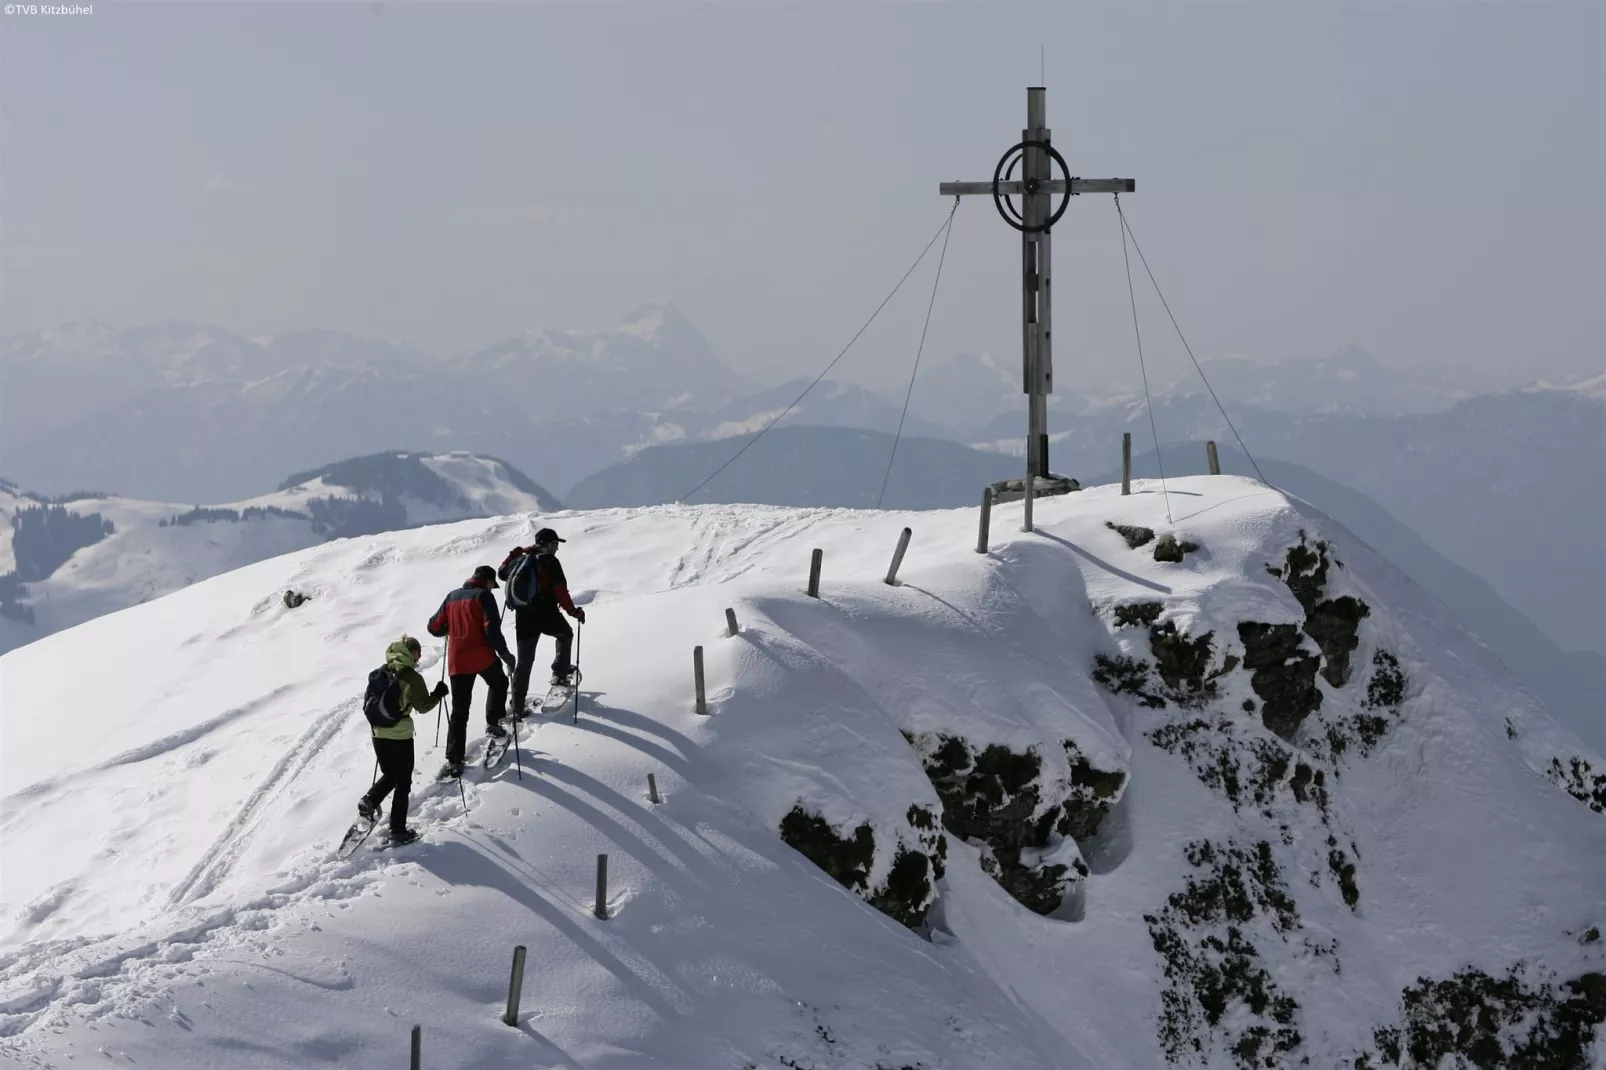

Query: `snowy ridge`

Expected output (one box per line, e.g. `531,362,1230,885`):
1,479,1603,1068
0,453,559,656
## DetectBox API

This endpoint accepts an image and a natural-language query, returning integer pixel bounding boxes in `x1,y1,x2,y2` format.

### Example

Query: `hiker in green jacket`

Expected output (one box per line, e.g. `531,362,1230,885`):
358,635,448,845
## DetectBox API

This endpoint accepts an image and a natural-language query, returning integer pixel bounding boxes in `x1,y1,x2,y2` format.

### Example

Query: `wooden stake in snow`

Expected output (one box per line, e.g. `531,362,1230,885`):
595,854,609,920
1206,440,1220,475
807,548,823,598
693,646,707,715
503,946,526,1027
976,486,993,554
410,1025,421,1069
1122,432,1132,495
647,773,661,805
724,607,738,637
885,527,912,585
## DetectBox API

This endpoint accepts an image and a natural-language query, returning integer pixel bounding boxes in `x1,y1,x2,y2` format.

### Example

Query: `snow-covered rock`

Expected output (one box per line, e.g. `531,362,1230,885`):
0,478,1601,1069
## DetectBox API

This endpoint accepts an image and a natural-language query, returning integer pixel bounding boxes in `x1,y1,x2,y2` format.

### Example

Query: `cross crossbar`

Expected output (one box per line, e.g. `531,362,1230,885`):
938,178,1135,197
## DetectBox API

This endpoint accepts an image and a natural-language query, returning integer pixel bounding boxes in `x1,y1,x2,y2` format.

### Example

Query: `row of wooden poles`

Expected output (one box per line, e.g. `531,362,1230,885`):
989,434,1224,537
402,444,1229,1061
690,526,914,713
692,433,1227,709
403,848,630,1063
1120,433,1223,491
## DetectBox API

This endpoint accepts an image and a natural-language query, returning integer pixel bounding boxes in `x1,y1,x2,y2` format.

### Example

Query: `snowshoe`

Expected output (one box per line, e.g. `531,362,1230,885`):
486,721,508,739
375,827,420,851
482,731,512,770
357,798,380,822
437,760,464,782
337,812,380,859
540,680,577,715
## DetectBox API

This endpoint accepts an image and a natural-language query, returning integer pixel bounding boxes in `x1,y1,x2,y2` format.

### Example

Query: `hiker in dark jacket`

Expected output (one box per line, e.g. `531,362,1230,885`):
497,527,586,716
358,635,448,844
426,565,516,779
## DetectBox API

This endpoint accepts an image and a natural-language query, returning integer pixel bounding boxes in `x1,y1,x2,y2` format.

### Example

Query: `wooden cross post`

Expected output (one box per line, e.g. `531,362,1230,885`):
940,86,1134,495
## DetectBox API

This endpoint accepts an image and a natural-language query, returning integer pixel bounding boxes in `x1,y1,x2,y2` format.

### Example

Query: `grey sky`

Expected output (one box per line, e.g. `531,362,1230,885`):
3,2,1602,394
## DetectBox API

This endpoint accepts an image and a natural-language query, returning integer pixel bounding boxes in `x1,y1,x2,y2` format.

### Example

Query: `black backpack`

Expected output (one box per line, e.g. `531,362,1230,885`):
505,552,541,611
362,665,406,728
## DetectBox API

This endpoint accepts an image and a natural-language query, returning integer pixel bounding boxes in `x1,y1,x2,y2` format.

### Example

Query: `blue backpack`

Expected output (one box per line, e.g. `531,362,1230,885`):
362,666,406,728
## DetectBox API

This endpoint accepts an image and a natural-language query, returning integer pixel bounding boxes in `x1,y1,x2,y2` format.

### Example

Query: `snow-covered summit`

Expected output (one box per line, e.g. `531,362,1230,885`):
1,479,1602,1068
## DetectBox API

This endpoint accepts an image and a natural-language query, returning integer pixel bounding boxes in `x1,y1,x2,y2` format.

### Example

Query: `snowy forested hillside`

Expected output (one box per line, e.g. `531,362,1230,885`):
2,477,1602,1069
0,453,559,655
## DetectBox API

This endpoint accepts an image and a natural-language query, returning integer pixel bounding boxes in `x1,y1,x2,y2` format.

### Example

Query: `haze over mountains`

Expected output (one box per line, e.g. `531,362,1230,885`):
4,304,1601,672
4,303,1576,503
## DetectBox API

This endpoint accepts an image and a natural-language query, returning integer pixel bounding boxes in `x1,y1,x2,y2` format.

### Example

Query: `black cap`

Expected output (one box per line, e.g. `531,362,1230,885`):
472,564,500,588
535,528,566,544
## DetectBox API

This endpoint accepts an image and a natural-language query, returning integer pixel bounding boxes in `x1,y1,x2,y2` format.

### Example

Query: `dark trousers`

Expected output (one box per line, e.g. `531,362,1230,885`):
362,736,415,834
446,662,508,765
511,610,574,712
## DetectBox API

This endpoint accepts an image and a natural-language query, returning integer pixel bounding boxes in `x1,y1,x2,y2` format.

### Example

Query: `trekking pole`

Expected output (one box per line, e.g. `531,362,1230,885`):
434,649,446,748
511,707,524,781
457,774,468,817
572,621,583,725
367,757,379,820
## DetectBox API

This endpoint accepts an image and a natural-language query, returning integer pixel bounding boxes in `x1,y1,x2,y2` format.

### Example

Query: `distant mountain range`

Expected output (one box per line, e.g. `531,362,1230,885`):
4,306,1600,660
0,452,559,655
567,425,1016,510
8,307,1556,505
0,304,750,504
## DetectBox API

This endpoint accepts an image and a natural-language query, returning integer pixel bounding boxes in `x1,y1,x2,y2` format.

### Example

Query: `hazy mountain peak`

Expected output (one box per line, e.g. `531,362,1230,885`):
617,299,692,340
36,319,120,352
1522,371,1606,401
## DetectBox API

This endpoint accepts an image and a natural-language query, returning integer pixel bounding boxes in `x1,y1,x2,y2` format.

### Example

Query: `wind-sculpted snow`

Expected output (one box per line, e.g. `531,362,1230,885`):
1,478,1602,1068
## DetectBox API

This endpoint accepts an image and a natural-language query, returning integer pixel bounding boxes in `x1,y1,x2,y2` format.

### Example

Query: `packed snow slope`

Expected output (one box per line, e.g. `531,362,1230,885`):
2,478,1604,1070
0,452,558,656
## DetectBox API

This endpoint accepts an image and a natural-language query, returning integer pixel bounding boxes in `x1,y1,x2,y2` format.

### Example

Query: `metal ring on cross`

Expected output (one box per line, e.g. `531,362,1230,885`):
991,139,1073,233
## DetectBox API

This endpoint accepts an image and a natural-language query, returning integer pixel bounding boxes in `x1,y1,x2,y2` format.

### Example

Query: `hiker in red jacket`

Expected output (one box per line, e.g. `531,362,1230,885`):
426,565,515,780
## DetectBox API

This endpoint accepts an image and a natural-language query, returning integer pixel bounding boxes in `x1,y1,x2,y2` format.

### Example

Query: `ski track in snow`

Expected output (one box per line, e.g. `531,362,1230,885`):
663,509,820,590
164,699,356,908
2,688,294,810
0,737,503,1039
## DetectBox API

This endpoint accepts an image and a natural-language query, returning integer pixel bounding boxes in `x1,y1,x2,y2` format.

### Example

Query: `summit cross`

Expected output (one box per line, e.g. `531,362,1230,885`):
939,86,1135,486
